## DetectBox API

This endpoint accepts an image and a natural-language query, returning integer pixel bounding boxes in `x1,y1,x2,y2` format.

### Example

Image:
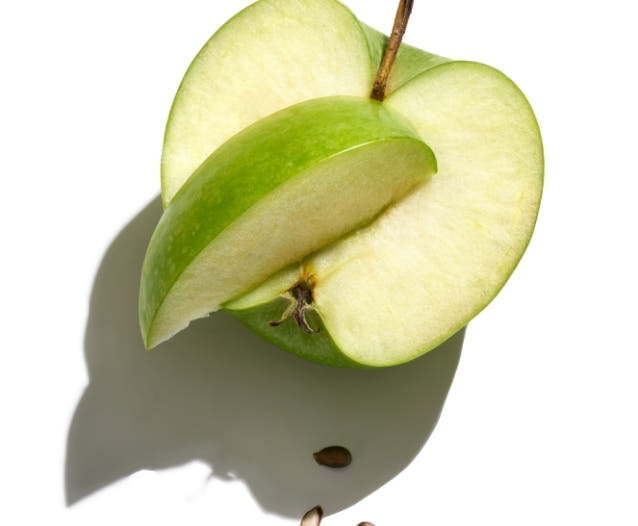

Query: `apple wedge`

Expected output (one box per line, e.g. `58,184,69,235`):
140,96,437,348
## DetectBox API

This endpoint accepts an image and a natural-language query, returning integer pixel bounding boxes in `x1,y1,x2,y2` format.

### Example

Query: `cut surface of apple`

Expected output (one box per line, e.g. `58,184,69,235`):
140,96,437,349
226,61,543,367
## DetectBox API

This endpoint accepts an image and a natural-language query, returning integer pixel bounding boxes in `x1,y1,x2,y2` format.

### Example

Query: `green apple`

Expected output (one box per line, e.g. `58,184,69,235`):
140,0,543,367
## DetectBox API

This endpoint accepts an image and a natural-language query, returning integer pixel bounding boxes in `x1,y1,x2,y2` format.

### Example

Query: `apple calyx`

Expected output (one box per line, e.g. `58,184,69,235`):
269,276,318,334
370,0,414,101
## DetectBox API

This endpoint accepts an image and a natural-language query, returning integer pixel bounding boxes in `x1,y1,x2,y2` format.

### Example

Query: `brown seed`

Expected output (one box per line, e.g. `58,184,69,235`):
300,505,323,526
357,523,376,526
313,445,352,468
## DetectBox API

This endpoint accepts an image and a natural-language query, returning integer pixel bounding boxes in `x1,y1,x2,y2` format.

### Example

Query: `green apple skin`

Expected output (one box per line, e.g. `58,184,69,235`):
140,96,436,349
229,298,360,367
143,0,543,367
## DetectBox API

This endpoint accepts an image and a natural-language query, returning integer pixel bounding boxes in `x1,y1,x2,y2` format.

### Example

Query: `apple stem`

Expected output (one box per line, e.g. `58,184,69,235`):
370,0,414,102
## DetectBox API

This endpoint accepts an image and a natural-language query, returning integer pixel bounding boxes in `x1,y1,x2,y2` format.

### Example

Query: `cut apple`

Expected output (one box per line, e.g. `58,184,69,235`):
140,96,437,349
140,0,543,367
226,61,543,366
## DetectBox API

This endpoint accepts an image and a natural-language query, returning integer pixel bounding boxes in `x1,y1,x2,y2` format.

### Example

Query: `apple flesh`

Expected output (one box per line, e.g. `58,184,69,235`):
141,0,543,367
226,62,543,366
140,96,436,349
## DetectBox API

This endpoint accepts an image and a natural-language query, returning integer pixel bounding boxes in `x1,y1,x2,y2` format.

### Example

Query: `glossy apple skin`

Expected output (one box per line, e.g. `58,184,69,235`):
139,96,436,348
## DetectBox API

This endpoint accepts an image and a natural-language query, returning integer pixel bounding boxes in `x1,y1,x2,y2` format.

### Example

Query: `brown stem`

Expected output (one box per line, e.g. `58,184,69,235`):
370,0,414,102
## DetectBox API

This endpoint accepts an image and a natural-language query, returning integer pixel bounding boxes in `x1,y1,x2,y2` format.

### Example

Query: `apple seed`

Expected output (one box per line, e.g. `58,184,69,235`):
300,505,323,526
313,445,352,468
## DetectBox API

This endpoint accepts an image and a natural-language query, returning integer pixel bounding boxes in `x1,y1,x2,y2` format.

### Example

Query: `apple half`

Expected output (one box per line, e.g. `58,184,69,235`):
140,0,543,367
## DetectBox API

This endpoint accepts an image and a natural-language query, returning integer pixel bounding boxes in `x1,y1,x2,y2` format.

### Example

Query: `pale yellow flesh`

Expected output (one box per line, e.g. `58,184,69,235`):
228,62,543,366
161,0,374,206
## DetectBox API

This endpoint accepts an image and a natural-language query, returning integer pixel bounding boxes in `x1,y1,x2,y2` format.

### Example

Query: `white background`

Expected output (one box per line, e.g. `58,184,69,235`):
1,0,637,525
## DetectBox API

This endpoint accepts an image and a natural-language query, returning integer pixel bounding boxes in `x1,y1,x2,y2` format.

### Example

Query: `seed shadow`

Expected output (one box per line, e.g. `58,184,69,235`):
65,196,465,518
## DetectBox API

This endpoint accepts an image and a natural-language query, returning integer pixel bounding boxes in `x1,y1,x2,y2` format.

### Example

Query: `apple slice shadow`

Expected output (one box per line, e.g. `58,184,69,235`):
65,196,465,517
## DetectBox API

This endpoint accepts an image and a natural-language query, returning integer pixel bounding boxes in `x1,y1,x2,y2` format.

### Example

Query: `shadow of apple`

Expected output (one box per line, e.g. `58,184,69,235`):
65,197,465,517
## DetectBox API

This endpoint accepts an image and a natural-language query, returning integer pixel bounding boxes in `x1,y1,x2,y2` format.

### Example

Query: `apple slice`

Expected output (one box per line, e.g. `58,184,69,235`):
226,62,543,367
140,96,437,348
